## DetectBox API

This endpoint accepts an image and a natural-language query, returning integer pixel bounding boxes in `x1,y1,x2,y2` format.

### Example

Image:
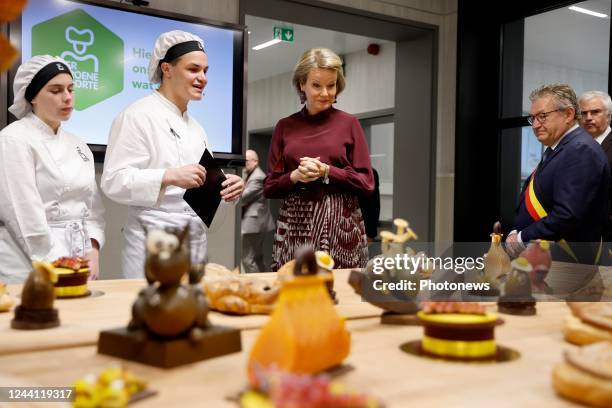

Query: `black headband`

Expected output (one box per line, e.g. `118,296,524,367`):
160,40,205,64
25,62,72,103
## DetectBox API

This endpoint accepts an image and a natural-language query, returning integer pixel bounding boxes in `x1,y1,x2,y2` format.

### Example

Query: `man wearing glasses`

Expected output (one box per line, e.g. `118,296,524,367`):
579,90,612,241
507,84,609,263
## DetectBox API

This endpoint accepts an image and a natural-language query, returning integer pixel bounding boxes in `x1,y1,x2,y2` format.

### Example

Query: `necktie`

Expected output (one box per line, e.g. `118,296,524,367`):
540,147,552,168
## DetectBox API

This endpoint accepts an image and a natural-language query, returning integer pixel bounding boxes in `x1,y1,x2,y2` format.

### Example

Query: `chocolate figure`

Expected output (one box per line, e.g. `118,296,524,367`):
11,261,60,329
293,247,337,302
498,257,537,315
128,225,210,341
98,224,241,368
348,218,421,323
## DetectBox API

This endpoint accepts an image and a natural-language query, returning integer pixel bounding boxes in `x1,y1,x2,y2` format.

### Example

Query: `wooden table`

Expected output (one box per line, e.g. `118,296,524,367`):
0,303,581,407
0,267,601,406
0,270,380,355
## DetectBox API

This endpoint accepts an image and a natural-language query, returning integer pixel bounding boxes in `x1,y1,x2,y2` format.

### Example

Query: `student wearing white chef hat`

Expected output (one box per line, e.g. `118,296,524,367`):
101,30,244,278
0,55,106,283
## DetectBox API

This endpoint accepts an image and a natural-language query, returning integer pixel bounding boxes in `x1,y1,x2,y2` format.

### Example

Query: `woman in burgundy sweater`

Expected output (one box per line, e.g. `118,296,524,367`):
264,48,374,271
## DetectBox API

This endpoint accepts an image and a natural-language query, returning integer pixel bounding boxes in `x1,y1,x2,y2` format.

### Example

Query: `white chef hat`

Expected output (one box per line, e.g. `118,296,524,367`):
148,30,205,84
9,55,73,119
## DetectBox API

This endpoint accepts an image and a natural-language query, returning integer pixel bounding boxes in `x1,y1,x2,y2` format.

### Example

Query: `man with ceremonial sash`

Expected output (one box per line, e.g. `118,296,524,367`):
507,84,609,264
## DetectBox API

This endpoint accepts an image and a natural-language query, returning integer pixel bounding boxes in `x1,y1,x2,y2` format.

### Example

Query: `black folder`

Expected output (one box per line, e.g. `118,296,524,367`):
183,149,227,228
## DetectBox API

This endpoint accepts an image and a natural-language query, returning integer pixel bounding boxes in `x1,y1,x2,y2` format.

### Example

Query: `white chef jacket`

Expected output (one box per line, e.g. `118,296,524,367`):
101,91,210,278
0,113,105,283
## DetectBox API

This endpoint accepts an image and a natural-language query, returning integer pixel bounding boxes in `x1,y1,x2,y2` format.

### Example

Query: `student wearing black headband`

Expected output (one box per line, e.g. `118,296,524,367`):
0,55,105,283
102,30,244,278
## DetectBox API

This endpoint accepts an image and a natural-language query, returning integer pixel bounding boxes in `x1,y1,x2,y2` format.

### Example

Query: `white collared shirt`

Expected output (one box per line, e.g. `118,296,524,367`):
0,112,105,260
101,91,209,212
595,126,611,145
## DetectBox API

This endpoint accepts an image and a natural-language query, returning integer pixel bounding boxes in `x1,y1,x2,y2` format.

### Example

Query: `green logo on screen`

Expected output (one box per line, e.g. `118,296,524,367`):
32,9,124,110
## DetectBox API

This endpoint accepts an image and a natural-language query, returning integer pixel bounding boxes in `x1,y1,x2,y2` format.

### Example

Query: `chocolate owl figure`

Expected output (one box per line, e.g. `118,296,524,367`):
99,224,241,367
128,224,210,341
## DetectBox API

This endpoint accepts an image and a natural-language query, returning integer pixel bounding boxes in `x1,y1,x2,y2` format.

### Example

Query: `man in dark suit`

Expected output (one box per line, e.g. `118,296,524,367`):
241,149,275,273
507,84,609,262
579,90,612,241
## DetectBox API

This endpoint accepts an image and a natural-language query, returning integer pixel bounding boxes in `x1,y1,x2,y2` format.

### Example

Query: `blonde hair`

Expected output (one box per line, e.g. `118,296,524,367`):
292,48,345,101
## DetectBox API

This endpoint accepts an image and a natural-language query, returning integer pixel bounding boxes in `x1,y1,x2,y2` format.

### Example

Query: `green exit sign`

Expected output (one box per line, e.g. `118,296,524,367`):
273,26,294,42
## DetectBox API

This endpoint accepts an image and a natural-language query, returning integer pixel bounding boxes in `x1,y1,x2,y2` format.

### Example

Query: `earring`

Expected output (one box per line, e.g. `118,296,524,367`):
333,98,337,103
299,92,306,104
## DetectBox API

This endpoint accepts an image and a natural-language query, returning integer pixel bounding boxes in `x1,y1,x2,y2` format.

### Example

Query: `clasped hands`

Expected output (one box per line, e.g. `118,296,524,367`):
290,156,329,184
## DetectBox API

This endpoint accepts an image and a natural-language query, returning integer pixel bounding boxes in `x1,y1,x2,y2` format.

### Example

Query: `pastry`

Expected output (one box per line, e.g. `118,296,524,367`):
417,301,502,359
202,263,279,315
205,262,239,278
204,276,280,315
562,302,612,345
553,341,612,407
52,256,90,298
0,281,14,312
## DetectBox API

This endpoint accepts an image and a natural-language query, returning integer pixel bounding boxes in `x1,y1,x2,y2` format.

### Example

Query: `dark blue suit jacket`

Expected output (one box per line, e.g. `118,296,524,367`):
514,126,609,243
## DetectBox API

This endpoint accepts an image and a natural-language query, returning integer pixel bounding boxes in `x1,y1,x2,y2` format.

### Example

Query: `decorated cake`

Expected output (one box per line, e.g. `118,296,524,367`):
52,256,90,298
417,301,503,360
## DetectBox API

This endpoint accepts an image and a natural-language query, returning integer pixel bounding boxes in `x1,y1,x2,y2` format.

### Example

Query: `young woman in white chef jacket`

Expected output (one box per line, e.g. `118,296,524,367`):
0,55,105,283
101,31,244,278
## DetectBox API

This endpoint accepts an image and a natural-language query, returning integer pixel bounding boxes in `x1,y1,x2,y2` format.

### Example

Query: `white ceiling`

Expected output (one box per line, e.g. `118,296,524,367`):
524,0,610,74
245,15,392,83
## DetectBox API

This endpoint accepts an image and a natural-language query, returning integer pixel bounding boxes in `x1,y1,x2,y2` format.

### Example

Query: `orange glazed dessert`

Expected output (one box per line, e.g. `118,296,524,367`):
247,249,350,379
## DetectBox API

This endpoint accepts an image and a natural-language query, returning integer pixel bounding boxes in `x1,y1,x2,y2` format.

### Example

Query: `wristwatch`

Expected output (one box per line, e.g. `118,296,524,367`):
322,164,330,184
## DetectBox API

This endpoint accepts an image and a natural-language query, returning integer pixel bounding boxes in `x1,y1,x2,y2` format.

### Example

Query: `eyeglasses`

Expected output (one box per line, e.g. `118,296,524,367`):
527,108,564,125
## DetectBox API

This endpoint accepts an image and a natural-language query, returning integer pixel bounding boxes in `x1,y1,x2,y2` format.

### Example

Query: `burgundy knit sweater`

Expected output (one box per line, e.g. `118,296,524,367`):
264,106,374,201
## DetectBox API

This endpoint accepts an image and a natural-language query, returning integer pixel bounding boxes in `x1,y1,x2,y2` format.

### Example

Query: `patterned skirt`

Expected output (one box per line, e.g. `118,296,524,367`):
271,192,369,271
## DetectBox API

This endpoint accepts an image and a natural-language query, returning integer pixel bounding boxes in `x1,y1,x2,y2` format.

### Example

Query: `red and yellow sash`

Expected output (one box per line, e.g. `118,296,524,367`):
524,172,601,263
525,171,546,221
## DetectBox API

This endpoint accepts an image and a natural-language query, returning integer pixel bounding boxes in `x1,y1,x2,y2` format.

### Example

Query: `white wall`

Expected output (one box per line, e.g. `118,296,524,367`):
522,59,608,113
336,44,396,115
247,44,396,131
